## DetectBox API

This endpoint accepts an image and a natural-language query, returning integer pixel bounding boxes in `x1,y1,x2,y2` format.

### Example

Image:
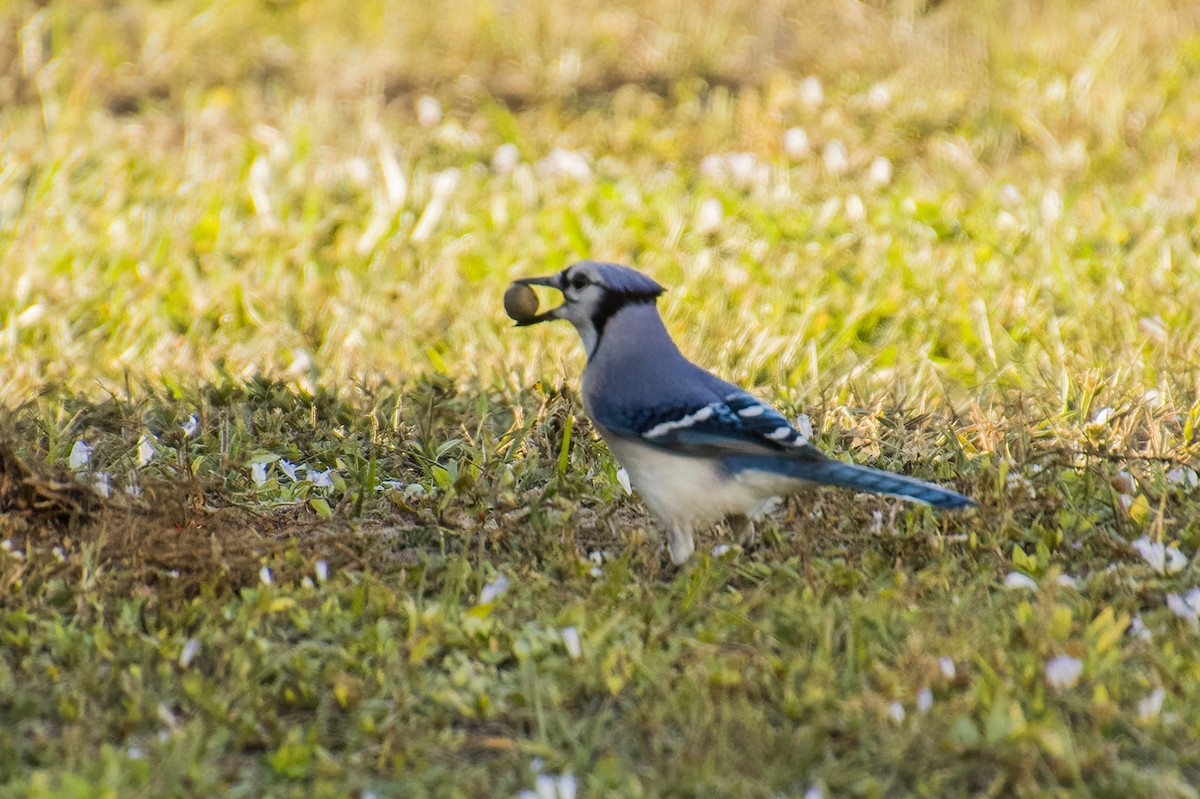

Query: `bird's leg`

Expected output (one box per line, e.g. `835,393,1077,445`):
666,522,695,565
730,513,757,548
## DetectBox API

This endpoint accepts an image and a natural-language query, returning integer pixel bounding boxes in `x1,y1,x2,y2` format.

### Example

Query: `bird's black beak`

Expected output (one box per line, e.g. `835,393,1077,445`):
512,273,565,326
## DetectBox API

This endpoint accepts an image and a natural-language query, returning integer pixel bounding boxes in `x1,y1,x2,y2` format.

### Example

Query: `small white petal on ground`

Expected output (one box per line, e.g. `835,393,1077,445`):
1045,655,1083,691
179,638,200,668
479,574,509,604
69,440,92,470
93,472,111,498
1129,615,1152,641
1166,466,1199,488
1004,572,1038,590
711,544,731,557
259,566,273,586
137,434,156,465
616,467,632,495
1137,688,1165,722
1132,536,1188,575
560,627,582,659
1166,589,1200,622
308,468,335,488
793,413,813,440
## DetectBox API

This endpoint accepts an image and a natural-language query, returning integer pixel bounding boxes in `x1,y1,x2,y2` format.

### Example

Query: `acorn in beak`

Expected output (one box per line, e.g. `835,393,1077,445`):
505,274,564,326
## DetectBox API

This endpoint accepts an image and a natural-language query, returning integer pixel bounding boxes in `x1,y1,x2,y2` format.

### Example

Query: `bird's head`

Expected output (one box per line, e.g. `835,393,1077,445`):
512,260,665,355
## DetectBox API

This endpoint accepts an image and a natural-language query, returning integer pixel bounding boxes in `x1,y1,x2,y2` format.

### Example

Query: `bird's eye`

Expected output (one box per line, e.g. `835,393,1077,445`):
568,273,591,290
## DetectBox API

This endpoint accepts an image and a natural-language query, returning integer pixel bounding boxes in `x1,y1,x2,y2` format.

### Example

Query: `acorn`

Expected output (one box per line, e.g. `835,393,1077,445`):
504,282,539,322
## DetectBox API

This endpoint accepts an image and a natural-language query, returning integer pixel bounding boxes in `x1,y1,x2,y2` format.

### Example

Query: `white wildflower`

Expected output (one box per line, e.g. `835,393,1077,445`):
93,472,111,498
1091,406,1115,426
181,415,199,437
315,560,329,583
711,544,732,557
259,566,273,586
783,127,810,159
492,142,520,174
866,83,891,110
939,657,956,680
998,184,1023,206
695,197,723,233
1056,574,1080,589
867,156,892,188
560,627,582,659
803,785,826,799
887,701,905,724
1045,655,1083,691
800,76,824,107
844,194,865,223
822,140,849,176
916,687,933,713
536,148,591,182
519,772,577,799
251,463,268,486
1040,189,1063,224
700,152,764,189
479,574,509,604
279,459,300,481
69,440,92,470
416,96,442,128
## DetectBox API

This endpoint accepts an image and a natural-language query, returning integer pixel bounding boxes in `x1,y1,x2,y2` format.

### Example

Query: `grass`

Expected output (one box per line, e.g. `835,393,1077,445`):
2,0,1200,795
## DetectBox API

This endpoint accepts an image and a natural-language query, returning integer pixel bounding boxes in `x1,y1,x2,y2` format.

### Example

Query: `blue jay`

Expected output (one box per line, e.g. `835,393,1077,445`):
513,260,974,564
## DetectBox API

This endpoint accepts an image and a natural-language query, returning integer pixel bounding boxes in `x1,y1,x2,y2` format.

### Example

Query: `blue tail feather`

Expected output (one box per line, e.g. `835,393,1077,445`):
726,455,975,509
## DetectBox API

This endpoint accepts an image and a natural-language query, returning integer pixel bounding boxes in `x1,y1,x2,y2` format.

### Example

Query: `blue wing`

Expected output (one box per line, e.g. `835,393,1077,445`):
613,391,825,459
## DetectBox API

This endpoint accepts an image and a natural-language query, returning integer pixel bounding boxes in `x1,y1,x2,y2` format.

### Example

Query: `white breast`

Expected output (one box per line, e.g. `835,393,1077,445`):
603,436,808,528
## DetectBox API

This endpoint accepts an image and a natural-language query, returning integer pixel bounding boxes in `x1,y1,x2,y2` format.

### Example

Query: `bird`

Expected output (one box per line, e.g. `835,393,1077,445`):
511,260,974,564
